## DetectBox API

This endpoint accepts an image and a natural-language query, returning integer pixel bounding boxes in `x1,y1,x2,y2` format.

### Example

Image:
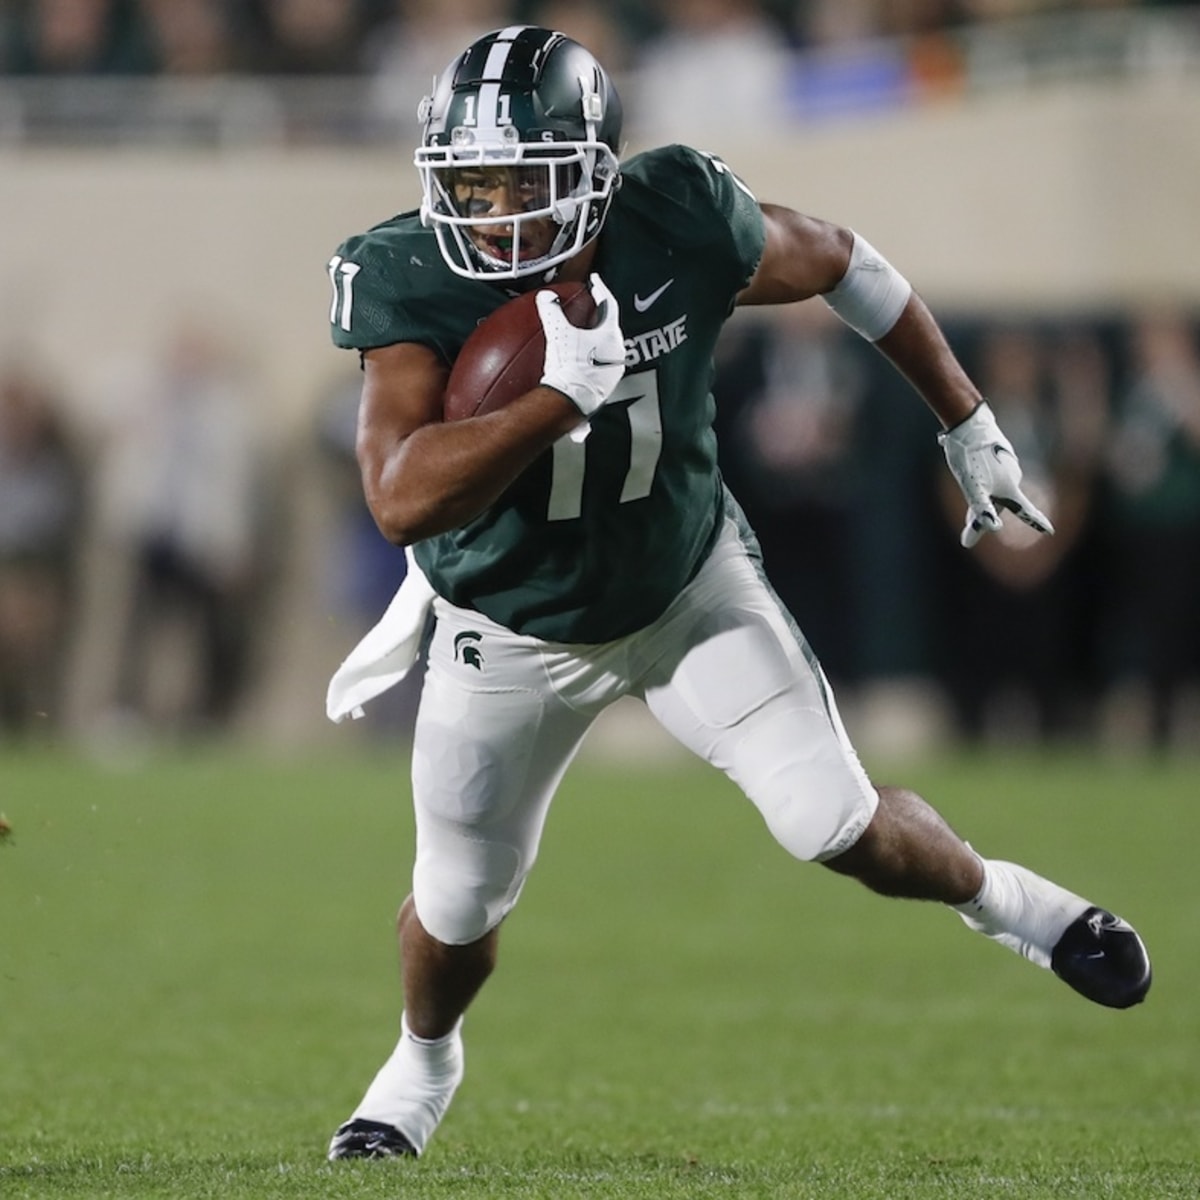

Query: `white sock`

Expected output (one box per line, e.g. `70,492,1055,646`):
953,856,1089,969
351,1013,464,1154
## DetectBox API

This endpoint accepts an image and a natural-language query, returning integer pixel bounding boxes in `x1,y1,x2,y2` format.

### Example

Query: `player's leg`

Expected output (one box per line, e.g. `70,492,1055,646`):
824,787,1150,1008
820,784,981,901
640,514,1150,1009
330,607,596,1160
397,893,496,1039
637,516,880,864
328,903,491,1161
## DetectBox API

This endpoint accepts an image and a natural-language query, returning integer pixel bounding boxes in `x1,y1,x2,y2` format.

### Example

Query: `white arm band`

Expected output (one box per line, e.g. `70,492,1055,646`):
822,232,912,342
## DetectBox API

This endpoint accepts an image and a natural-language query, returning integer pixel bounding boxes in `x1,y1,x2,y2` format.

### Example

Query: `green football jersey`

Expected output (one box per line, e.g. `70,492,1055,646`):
327,144,766,642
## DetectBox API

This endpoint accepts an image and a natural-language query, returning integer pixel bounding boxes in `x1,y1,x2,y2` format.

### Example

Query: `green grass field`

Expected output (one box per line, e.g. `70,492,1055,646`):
1,745,1196,1198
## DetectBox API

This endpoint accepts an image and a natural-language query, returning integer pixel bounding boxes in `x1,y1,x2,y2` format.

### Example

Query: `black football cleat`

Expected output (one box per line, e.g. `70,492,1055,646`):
327,1118,418,1160
1050,906,1151,1009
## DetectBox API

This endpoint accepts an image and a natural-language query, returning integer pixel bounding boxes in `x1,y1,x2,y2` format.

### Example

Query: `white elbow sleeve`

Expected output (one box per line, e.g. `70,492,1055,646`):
822,232,912,342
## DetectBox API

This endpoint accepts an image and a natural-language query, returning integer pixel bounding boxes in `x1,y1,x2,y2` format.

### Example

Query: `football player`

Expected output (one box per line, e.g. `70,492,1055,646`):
323,25,1151,1161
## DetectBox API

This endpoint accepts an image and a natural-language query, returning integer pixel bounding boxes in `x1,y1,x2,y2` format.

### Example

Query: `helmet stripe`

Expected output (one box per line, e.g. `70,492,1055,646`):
481,37,515,81
477,82,502,133
475,33,517,133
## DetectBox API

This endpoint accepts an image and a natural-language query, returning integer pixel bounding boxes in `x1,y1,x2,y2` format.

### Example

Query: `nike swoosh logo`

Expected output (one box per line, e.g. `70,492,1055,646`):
632,279,674,313
991,444,1014,460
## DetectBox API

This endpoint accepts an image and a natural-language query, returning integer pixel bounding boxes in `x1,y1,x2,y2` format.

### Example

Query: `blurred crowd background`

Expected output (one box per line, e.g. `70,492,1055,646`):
1,0,1198,759
1,0,1198,140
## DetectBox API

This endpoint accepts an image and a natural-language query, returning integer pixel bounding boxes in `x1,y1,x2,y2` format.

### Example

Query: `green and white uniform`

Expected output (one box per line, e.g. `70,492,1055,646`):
328,146,877,944
331,145,762,642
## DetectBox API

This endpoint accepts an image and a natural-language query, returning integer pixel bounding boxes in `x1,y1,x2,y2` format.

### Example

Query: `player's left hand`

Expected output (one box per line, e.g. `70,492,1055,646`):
939,401,1055,548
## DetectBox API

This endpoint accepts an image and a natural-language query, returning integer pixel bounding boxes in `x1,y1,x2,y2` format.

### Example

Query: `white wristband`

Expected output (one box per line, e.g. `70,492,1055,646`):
822,232,912,342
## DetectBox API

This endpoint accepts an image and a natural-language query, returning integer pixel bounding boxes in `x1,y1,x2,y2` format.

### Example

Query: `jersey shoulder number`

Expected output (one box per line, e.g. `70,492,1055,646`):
324,213,455,352
327,253,362,334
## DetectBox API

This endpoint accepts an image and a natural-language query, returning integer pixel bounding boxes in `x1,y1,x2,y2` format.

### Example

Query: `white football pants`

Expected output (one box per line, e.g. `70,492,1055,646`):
410,517,879,945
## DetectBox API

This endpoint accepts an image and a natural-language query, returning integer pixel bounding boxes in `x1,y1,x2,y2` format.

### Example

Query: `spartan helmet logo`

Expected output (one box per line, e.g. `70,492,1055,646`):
453,630,485,670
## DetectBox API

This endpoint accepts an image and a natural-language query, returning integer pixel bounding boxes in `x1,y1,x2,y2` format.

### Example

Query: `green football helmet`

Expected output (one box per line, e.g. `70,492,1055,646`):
415,26,623,282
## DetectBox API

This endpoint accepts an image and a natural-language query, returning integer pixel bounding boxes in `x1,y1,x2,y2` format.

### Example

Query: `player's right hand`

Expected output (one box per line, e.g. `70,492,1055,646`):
537,273,626,418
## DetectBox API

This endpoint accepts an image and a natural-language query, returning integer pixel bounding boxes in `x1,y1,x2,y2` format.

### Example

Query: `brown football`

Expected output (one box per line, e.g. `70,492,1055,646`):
443,282,597,422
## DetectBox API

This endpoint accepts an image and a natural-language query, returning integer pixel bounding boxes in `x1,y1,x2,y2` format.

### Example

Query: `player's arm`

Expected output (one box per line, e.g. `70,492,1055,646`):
739,204,980,428
357,275,624,544
738,202,1052,547
356,341,582,545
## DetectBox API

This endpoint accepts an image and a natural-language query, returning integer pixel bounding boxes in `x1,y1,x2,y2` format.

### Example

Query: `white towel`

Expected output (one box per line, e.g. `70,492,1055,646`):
325,547,437,723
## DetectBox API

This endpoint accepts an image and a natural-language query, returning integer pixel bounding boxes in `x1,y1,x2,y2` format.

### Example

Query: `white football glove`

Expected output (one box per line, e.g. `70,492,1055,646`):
537,273,626,420
939,401,1055,548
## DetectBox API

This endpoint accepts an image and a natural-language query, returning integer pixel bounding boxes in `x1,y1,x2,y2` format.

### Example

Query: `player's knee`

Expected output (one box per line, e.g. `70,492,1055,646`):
762,798,872,863
752,766,877,863
413,874,515,945
725,701,877,862
412,842,526,945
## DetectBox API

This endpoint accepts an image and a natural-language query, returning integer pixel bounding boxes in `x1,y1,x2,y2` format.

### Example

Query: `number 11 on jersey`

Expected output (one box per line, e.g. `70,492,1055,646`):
328,255,361,332
548,374,663,521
